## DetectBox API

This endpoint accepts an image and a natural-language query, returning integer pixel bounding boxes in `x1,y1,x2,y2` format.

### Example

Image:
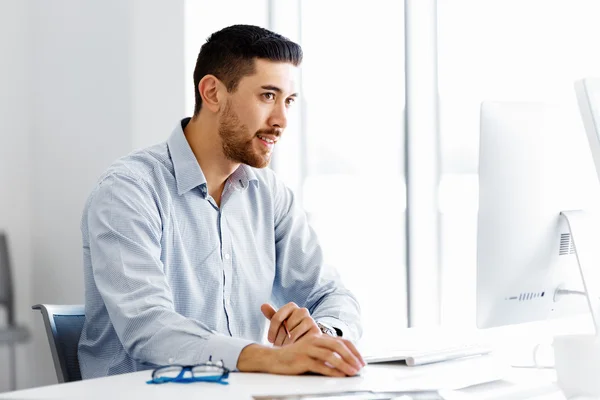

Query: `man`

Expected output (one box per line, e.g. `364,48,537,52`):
78,24,364,379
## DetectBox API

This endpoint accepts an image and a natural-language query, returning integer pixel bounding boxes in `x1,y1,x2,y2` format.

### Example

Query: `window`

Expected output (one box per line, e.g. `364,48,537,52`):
299,1,407,346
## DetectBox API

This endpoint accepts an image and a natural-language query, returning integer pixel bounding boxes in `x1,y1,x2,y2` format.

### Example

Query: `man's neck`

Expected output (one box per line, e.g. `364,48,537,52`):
183,115,240,205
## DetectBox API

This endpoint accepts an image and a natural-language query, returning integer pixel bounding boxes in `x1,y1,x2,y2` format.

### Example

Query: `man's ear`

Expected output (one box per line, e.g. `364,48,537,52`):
198,74,223,113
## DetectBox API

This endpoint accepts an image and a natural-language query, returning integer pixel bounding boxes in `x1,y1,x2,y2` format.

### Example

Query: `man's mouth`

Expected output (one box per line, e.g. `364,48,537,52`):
256,134,278,148
257,134,277,144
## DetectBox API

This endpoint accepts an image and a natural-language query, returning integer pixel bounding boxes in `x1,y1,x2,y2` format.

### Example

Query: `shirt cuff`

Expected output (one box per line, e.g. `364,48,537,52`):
199,335,255,372
316,317,351,340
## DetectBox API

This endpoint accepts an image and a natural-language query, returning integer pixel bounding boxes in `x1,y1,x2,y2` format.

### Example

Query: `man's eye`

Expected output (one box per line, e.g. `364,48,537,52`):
286,98,296,106
263,93,275,100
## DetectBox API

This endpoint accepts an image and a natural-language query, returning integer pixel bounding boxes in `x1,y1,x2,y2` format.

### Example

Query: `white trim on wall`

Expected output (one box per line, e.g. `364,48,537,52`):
405,0,441,327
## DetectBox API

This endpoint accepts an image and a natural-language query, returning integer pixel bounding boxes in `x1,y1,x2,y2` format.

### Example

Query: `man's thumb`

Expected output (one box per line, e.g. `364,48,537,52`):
261,303,276,320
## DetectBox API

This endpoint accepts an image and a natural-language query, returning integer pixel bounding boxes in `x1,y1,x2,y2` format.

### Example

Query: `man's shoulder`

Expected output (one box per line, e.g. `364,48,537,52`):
98,141,172,186
80,142,171,244
82,142,174,211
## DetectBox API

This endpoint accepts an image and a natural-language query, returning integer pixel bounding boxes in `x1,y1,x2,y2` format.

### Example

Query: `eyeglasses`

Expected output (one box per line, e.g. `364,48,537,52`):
146,359,230,385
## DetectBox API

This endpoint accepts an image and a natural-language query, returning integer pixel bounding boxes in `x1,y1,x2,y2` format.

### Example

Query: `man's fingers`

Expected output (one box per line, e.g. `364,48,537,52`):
261,303,277,320
285,307,310,331
308,359,346,377
315,337,363,371
274,325,289,347
306,346,359,376
267,302,297,342
261,303,279,343
290,318,319,343
342,339,366,366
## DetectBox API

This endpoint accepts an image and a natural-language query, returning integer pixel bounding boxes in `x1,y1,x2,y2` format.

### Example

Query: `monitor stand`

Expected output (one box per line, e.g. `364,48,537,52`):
560,210,600,335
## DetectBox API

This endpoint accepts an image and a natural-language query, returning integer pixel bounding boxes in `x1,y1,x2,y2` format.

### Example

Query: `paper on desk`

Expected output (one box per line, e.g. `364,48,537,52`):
357,354,509,392
250,355,506,400
253,389,446,399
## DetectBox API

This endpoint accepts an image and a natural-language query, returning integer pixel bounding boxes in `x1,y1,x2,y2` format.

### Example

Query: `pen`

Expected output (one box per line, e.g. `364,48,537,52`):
283,320,291,339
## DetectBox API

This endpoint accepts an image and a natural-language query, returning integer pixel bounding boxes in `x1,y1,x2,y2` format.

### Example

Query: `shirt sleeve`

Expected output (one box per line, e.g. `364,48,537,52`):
271,175,363,341
86,173,253,369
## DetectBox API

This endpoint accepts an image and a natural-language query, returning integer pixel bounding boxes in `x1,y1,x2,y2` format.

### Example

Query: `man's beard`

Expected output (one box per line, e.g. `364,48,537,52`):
218,101,278,169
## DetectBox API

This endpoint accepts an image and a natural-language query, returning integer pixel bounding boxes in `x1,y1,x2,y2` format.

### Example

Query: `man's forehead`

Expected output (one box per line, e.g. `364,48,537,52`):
243,59,298,94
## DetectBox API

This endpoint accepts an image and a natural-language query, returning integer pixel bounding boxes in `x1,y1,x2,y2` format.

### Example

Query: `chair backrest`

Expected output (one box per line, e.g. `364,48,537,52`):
0,232,15,326
32,304,85,383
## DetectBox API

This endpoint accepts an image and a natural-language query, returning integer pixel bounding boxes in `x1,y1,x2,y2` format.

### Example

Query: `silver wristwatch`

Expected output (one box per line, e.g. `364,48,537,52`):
317,321,338,337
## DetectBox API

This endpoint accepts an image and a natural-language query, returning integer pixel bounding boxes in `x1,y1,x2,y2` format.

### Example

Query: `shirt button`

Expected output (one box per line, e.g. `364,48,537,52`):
224,253,231,260
226,299,231,306
168,357,174,364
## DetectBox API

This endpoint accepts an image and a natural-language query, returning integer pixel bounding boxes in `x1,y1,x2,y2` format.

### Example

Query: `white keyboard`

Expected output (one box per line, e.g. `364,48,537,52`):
364,343,494,366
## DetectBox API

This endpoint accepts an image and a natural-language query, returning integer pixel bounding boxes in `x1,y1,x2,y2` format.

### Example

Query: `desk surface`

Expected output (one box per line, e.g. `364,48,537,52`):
0,356,565,400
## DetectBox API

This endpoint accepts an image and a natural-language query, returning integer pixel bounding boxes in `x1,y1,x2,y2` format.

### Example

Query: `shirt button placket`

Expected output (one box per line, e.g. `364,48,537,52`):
225,251,234,335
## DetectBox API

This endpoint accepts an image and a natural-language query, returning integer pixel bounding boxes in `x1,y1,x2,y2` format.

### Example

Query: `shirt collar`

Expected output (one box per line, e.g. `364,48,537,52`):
167,118,207,196
230,164,259,191
167,118,259,196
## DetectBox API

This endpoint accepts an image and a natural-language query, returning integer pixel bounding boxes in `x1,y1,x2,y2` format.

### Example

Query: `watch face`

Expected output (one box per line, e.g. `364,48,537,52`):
318,322,336,337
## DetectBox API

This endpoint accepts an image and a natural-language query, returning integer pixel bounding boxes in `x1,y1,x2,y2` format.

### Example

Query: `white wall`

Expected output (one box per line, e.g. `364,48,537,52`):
0,0,33,392
131,0,186,148
1,0,185,391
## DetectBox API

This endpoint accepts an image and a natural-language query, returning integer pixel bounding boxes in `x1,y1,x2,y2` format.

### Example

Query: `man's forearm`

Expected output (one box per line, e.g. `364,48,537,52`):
237,344,274,372
236,335,365,377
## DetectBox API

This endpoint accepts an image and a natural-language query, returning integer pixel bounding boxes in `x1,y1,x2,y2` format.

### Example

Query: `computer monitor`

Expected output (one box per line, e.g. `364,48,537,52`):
476,101,600,329
575,78,600,184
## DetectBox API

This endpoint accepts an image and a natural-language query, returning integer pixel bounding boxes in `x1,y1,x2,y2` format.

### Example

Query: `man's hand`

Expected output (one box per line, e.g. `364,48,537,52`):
261,303,322,346
237,335,366,377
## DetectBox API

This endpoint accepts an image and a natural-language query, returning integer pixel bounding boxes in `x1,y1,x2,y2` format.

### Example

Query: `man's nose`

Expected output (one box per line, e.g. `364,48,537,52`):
268,103,288,130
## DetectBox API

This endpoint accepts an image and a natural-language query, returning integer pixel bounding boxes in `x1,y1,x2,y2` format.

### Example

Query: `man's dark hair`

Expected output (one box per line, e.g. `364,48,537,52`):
193,24,303,116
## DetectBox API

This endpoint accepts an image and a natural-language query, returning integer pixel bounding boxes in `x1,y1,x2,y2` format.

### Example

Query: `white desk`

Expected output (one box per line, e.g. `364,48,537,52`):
0,356,565,400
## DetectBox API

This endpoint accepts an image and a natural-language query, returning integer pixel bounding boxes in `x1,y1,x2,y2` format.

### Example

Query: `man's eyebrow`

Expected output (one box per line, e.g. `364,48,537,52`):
261,85,298,97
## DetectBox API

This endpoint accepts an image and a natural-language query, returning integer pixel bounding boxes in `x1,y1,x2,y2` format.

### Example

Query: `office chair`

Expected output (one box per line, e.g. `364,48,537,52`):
32,304,85,383
0,232,30,391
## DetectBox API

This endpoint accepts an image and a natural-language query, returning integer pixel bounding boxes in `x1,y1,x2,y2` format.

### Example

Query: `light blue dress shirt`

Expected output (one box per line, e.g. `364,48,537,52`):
78,118,362,379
